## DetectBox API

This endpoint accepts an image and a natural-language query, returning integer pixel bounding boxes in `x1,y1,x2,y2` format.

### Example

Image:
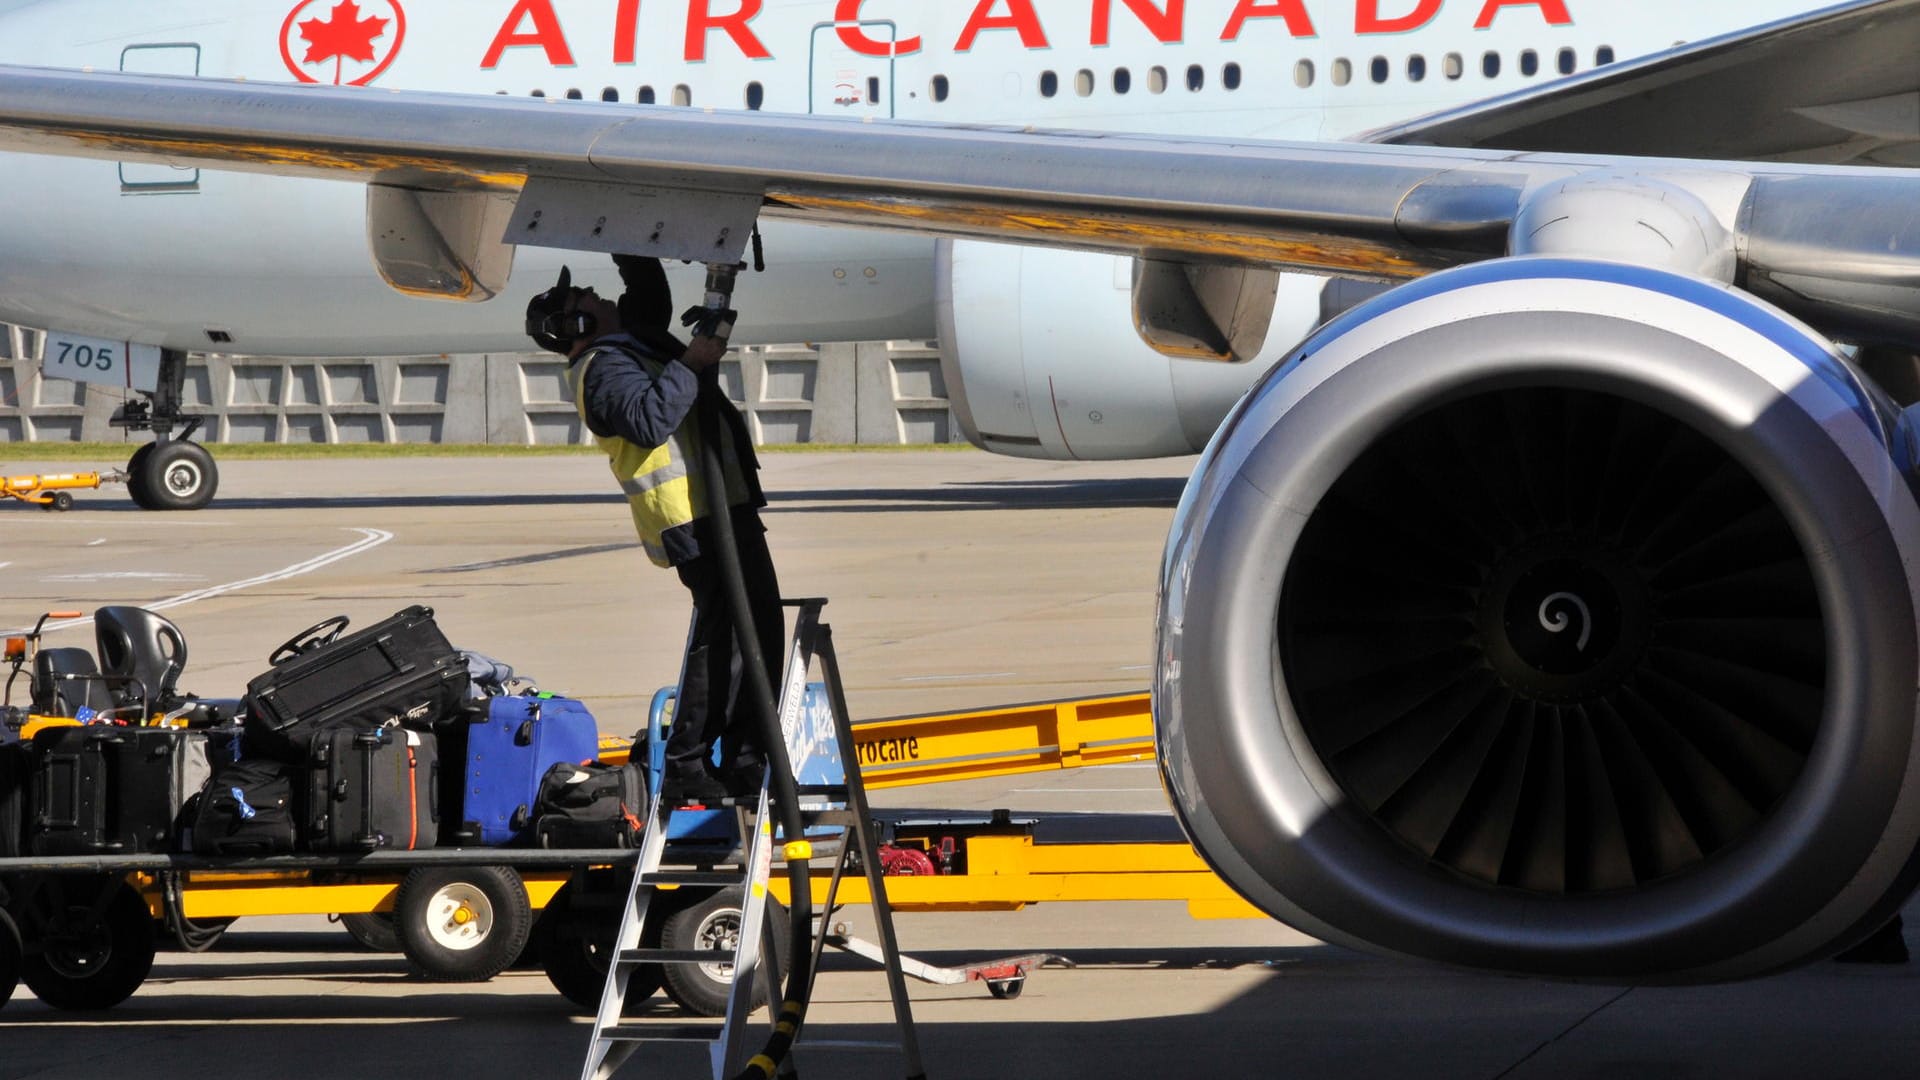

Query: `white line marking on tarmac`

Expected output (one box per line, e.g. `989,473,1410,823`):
894,672,1016,683
45,572,204,583
1116,664,1151,671
87,539,106,547
0,563,11,572
6,528,394,637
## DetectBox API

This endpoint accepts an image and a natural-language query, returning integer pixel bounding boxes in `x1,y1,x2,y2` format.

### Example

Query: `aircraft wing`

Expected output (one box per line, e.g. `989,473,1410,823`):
1367,0,1920,167
4,61,1920,353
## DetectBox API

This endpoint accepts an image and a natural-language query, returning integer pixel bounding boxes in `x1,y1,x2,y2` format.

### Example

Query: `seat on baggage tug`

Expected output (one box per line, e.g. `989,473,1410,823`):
30,606,188,718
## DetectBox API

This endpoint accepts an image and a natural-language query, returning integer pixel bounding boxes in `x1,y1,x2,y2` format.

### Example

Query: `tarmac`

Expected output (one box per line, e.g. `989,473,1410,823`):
1,449,1915,1080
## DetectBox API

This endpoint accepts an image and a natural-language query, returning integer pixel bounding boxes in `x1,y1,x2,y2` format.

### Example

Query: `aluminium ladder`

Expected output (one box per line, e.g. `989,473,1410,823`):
582,599,927,1080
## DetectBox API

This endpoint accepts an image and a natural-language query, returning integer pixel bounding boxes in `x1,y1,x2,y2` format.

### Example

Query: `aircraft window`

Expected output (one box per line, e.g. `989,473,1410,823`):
1444,53,1463,80
1186,64,1204,92
639,85,656,104
1596,45,1616,66
565,89,583,100
601,87,619,102
931,75,950,102
1482,52,1500,78
1294,60,1314,88
1557,47,1576,75
1149,66,1168,93
1040,70,1058,97
1076,69,1094,97
1520,50,1539,76
1332,58,1352,87
869,76,882,104
1223,63,1242,91
672,84,692,106
1113,68,1132,94
746,82,764,110
1407,55,1426,82
1370,57,1388,84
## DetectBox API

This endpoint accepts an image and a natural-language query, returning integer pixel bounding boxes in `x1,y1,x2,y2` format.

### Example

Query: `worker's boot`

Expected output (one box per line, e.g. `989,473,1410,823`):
661,766,728,805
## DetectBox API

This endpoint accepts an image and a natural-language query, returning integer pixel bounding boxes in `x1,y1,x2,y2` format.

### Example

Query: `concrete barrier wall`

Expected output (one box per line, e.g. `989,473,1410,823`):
0,326,958,447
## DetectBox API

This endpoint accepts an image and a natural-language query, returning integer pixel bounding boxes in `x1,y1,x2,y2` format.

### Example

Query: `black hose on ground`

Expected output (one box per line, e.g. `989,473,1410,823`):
692,389,815,1080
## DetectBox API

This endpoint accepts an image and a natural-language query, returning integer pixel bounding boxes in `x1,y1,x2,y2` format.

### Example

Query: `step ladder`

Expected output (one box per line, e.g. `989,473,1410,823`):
582,599,927,1080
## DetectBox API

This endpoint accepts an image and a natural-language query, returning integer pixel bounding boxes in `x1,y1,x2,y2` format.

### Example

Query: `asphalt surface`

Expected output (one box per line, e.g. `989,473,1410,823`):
1,450,1915,1080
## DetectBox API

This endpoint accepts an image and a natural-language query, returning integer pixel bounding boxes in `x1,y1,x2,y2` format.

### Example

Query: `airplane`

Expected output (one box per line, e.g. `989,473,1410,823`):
0,0,1830,511
7,0,1920,989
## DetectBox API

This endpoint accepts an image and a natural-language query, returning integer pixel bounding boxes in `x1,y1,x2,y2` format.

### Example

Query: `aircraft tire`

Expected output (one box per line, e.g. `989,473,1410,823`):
124,443,155,509
140,441,218,511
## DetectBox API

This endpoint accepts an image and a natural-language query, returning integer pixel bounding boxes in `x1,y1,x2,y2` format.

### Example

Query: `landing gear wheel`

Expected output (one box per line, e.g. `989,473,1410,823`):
0,909,21,1011
20,883,156,1011
339,912,402,953
139,440,218,511
44,492,72,512
268,615,351,666
395,866,531,982
125,443,156,509
986,975,1025,1000
537,884,662,1012
659,888,790,1018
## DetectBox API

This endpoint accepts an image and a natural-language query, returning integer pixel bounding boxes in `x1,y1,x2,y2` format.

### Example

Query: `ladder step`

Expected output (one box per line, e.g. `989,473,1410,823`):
598,1024,724,1044
794,784,848,798
620,948,735,965
640,870,745,887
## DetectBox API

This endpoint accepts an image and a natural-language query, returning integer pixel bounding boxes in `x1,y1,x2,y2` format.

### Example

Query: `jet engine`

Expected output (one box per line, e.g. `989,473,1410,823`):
1157,257,1920,983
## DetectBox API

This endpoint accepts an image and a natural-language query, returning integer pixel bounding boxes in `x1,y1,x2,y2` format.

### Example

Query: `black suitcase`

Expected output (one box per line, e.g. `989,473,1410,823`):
0,740,28,859
303,727,439,852
191,756,297,856
29,726,208,855
532,762,646,850
245,606,468,763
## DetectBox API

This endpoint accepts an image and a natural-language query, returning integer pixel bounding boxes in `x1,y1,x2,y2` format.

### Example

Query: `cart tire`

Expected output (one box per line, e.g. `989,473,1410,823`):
125,443,156,509
0,908,20,1011
395,866,531,982
660,888,790,1018
986,975,1026,1000
20,884,155,1011
46,491,73,512
537,884,662,1012
339,912,402,953
140,440,218,512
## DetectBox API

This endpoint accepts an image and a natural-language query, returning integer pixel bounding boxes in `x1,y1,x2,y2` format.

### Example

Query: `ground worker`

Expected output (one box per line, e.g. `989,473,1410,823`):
524,259,782,803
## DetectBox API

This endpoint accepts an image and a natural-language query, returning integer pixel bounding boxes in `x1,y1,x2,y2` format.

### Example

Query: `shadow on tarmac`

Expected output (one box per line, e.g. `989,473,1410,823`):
44,476,1187,515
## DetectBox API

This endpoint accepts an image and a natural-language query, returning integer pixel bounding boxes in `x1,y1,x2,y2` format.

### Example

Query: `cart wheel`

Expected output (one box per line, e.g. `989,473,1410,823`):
0,908,20,1011
140,440,219,512
125,442,156,509
395,866,531,982
20,883,155,1011
44,492,73,512
659,888,791,1018
339,911,402,953
986,975,1026,1000
536,883,662,1012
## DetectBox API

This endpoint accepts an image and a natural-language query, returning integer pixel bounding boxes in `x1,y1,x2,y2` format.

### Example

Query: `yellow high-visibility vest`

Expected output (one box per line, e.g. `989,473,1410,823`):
570,342,750,567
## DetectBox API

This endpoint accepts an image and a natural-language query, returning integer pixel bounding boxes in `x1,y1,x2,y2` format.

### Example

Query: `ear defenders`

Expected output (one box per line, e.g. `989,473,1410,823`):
524,264,600,353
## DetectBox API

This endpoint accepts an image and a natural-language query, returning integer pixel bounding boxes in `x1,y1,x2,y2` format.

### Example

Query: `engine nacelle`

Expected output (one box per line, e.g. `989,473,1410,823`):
1158,257,1920,982
935,240,1326,460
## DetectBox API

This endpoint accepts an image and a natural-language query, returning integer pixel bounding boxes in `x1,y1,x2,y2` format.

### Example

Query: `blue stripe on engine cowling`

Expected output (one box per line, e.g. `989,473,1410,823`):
1289,257,1890,452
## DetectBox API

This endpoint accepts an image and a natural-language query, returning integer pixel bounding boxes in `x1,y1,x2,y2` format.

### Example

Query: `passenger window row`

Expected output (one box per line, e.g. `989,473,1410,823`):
1299,44,1614,88
511,43,1617,110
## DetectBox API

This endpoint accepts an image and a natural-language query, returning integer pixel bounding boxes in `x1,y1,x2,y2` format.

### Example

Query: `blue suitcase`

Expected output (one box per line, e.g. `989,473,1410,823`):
463,695,600,846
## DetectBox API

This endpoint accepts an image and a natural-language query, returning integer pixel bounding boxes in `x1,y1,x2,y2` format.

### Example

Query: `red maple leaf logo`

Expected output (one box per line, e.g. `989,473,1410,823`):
299,0,388,83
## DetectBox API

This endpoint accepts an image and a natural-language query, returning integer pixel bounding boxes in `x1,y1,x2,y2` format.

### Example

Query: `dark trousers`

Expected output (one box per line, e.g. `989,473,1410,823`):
666,511,783,777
